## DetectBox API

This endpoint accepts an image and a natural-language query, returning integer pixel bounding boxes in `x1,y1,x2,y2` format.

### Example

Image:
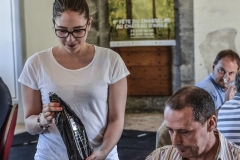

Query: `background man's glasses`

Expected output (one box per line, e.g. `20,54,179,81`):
54,19,89,38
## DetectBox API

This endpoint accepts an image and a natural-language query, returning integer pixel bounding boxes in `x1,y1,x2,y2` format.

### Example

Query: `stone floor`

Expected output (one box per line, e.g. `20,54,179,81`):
124,113,164,132
14,113,164,134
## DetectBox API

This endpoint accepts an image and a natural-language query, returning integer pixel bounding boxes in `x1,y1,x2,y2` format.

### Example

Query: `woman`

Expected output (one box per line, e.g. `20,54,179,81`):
18,0,129,159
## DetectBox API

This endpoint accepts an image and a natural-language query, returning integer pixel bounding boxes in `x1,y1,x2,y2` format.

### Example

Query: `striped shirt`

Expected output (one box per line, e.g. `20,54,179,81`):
218,93,240,146
145,130,240,160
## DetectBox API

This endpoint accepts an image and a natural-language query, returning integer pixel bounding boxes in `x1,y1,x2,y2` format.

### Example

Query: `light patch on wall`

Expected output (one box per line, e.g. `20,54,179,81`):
199,28,237,74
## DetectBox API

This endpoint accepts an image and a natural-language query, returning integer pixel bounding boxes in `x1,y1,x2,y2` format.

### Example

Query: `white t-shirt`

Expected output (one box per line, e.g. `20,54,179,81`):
18,45,130,160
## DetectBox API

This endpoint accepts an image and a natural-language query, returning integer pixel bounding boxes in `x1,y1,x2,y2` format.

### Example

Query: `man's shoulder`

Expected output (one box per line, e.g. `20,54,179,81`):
146,146,181,160
223,138,240,158
217,130,240,158
196,81,216,93
196,75,212,87
196,75,223,93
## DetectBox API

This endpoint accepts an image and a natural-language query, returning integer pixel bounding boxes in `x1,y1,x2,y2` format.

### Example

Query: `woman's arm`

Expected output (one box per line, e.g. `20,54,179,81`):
21,84,62,135
87,77,127,160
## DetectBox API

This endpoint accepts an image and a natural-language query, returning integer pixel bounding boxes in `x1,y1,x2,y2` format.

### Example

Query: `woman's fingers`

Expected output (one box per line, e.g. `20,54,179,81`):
43,111,55,121
42,102,62,112
41,102,62,123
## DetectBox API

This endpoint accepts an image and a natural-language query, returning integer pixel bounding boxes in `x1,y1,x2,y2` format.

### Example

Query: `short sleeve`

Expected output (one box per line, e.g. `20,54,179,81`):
18,54,40,90
109,52,130,84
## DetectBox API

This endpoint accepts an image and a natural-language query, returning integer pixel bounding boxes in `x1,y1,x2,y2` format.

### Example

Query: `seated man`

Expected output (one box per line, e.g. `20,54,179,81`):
156,49,240,148
147,86,240,160
218,71,240,146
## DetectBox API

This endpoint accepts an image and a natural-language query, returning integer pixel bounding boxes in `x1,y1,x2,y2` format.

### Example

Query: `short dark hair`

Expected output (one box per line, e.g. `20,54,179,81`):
213,49,240,69
165,86,215,125
53,0,90,20
235,71,240,93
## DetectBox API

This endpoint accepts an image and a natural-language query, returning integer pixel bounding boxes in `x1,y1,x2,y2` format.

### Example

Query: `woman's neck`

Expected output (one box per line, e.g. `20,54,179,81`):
52,44,95,69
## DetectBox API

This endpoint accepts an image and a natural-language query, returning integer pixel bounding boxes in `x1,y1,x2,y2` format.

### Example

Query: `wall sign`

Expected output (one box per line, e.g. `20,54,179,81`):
108,0,175,47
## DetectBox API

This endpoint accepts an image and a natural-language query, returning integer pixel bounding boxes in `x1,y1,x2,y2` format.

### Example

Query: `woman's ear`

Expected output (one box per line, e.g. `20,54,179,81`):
87,17,93,31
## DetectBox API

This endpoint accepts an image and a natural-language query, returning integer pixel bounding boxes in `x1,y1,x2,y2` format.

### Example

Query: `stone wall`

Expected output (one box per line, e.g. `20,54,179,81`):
86,0,98,45
86,0,194,113
86,0,111,48
126,96,169,113
177,0,194,87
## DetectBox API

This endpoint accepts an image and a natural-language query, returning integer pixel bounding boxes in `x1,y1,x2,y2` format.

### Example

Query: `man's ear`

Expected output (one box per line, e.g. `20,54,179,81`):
212,64,215,71
207,115,217,132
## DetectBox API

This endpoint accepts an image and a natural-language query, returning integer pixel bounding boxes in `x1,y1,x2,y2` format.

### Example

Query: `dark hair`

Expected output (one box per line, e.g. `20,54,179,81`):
235,71,240,92
213,49,240,69
165,86,215,125
53,0,90,20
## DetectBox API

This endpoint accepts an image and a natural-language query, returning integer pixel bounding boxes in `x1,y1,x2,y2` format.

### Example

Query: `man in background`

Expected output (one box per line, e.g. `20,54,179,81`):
147,86,240,160
196,49,240,114
156,49,240,148
218,71,240,146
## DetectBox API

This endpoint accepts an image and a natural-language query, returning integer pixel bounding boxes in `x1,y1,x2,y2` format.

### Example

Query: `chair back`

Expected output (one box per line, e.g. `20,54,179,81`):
0,103,18,160
0,77,12,138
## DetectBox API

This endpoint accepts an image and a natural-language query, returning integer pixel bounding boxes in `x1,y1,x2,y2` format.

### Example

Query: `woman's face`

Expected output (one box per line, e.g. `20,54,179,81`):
54,11,91,54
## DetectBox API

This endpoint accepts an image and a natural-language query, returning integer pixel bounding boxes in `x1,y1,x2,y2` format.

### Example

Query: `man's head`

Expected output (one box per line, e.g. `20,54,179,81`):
164,86,217,158
212,49,240,89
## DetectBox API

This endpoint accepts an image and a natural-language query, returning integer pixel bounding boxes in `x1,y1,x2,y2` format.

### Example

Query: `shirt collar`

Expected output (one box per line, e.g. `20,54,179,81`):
209,74,225,92
215,129,238,159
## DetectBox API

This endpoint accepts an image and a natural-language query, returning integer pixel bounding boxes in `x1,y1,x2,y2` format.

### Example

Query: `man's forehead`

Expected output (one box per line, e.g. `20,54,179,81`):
217,57,238,66
164,107,196,128
164,106,193,116
214,57,238,71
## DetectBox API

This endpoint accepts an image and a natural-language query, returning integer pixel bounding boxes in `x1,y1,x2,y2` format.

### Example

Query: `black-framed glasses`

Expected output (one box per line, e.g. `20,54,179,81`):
54,19,89,38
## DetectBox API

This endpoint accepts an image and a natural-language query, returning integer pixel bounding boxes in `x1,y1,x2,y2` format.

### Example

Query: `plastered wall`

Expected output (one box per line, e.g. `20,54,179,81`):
194,0,240,83
24,0,58,58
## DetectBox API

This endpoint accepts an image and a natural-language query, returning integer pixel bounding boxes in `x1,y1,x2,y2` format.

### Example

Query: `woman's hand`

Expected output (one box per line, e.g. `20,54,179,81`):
41,102,62,126
21,83,63,134
86,151,107,160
